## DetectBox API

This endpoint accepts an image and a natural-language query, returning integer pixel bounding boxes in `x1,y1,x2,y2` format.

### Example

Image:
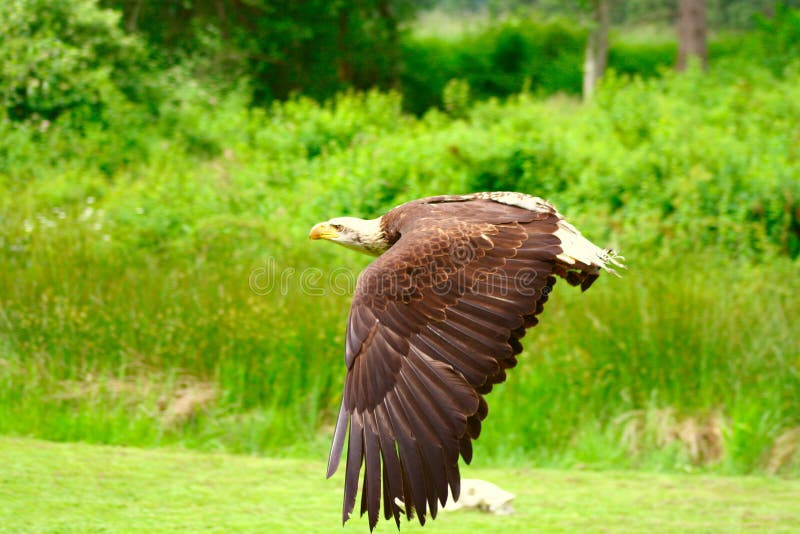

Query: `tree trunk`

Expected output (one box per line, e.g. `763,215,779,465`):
377,0,400,88
336,8,353,85
215,0,229,40
582,0,610,101
126,0,143,33
676,0,707,71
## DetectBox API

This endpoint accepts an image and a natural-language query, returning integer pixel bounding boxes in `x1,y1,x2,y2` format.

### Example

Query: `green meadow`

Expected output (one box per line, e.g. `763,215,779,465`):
3,437,800,533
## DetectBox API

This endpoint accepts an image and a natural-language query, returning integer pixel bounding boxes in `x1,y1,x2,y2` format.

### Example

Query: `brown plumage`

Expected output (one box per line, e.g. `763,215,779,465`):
309,192,623,530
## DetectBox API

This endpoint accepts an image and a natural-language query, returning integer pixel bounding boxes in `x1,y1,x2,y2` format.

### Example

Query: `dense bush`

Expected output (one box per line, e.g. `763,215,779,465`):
5,1,800,116
99,0,424,104
401,18,586,113
399,20,764,112
0,0,147,123
752,3,800,76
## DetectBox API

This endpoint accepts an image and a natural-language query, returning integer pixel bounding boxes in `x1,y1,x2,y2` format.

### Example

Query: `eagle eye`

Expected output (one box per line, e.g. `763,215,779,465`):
332,224,344,232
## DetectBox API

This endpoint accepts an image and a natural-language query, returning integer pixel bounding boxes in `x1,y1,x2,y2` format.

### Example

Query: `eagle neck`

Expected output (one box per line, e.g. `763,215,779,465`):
379,214,402,248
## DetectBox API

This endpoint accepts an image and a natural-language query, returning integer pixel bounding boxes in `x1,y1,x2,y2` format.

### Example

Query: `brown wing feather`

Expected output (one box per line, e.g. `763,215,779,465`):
327,200,584,530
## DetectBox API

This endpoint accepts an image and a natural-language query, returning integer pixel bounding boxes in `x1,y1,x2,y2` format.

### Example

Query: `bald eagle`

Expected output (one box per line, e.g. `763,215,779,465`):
309,192,623,530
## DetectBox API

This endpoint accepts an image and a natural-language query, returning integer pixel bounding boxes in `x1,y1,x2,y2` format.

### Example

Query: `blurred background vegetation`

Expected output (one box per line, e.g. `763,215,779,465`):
1,0,799,476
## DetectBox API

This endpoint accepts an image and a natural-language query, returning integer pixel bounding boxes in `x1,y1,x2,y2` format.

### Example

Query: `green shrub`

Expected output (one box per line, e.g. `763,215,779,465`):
752,3,800,76
400,17,586,113
0,0,146,123
608,39,676,78
399,16,764,113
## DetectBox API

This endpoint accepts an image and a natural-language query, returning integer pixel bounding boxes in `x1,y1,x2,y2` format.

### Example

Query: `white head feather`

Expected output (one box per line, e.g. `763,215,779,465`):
309,216,389,256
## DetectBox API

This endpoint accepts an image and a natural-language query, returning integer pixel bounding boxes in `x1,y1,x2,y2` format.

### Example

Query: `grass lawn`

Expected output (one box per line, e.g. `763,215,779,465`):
1,438,799,533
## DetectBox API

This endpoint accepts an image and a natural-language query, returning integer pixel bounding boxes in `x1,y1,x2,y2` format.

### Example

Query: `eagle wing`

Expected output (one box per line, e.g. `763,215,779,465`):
326,196,620,530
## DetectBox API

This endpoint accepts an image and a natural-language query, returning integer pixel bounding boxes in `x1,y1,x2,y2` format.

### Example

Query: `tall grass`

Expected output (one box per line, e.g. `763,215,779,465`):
1,239,797,472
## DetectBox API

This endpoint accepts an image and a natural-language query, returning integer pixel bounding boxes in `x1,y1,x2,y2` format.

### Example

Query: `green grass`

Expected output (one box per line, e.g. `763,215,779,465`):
2,437,799,533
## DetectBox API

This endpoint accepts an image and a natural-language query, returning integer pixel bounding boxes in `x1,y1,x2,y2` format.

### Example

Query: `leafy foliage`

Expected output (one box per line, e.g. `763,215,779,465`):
401,17,586,112
6,1,800,115
101,0,430,103
0,0,145,122
752,2,800,76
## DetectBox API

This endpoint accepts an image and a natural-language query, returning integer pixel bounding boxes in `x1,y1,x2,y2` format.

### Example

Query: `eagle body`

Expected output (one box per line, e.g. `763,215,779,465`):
309,192,622,530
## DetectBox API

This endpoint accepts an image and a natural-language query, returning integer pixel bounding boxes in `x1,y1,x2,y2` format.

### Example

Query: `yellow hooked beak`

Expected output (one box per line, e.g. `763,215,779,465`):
309,222,339,241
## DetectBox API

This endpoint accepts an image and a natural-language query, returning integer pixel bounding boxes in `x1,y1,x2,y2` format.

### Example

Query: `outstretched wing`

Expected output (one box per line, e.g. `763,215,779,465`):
326,197,619,530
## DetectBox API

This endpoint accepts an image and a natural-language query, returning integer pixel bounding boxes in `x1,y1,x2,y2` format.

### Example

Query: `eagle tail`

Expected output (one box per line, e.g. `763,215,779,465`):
552,218,624,291
554,219,624,275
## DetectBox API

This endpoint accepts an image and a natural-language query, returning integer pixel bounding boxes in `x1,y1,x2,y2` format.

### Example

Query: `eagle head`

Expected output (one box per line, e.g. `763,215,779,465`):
309,216,389,256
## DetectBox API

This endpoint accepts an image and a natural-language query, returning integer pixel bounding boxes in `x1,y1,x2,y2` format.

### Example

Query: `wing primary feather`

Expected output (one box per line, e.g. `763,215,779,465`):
391,372,449,518
343,412,364,525
433,320,510,357
374,404,404,527
398,456,416,522
466,413,482,439
415,330,497,386
360,469,368,518
362,416,382,530
400,358,461,446
459,434,473,464
381,461,393,524
444,455,461,503
394,369,451,515
327,401,349,478
457,297,522,329
445,305,511,341
477,395,489,419
385,394,429,521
